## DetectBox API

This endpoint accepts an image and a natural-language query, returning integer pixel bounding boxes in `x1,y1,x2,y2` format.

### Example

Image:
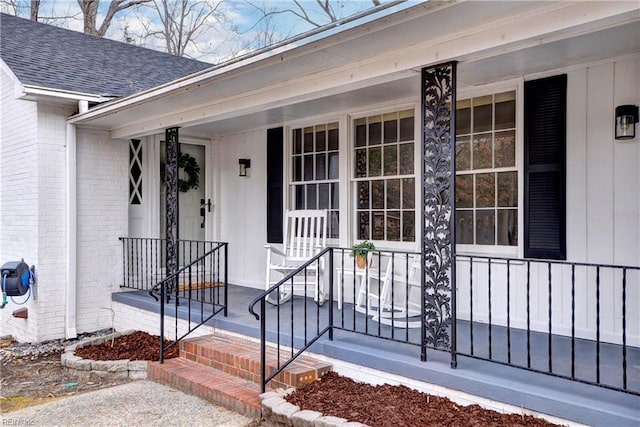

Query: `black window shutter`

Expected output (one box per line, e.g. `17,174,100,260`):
267,127,284,243
524,75,567,260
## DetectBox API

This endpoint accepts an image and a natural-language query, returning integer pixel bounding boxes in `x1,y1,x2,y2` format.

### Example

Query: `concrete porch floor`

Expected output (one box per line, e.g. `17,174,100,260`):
113,285,639,426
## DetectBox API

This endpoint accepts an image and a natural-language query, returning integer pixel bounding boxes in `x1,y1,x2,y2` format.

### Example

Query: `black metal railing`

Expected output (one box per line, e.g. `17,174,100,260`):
248,247,425,391
119,237,221,291
248,247,638,395
331,248,423,346
455,255,639,396
149,241,228,362
249,247,333,392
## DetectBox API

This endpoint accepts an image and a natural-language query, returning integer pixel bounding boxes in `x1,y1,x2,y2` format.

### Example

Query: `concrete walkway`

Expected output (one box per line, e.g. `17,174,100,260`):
1,381,255,427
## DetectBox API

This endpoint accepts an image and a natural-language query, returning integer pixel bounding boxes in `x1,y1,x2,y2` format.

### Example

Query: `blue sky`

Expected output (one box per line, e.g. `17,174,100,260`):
1,1,412,63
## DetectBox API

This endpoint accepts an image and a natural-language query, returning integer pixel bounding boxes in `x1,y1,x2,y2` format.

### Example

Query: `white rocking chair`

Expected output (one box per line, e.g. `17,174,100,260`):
264,209,328,305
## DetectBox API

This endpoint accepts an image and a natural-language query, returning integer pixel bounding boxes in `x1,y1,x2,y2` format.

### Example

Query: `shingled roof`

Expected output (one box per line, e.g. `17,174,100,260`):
0,13,212,98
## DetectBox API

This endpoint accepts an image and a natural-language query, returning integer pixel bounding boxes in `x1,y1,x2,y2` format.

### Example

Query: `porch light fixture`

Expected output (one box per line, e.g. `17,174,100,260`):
238,158,251,177
615,105,639,140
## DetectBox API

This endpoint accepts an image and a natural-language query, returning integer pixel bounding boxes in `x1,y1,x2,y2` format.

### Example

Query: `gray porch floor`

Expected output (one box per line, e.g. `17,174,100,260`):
113,285,639,426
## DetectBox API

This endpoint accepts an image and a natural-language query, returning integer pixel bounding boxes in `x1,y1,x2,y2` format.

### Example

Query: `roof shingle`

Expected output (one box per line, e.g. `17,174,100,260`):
0,13,212,97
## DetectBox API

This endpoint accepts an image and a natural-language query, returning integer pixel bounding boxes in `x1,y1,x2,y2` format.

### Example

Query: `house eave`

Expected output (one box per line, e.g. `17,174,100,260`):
69,1,640,139
65,0,452,125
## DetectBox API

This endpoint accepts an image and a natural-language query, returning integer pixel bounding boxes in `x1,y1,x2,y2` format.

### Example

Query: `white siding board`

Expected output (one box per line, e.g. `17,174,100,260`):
612,58,640,266
217,129,268,288
585,63,615,265
565,68,588,263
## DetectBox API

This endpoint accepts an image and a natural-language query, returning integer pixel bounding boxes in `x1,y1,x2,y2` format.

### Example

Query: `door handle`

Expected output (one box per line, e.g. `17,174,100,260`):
200,199,211,229
200,198,212,212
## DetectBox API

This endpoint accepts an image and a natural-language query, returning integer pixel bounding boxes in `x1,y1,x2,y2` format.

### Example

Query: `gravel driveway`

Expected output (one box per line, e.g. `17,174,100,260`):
1,381,255,427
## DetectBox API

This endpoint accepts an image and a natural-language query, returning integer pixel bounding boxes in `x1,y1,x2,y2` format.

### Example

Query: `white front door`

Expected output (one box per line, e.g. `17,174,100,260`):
178,143,206,241
160,140,209,243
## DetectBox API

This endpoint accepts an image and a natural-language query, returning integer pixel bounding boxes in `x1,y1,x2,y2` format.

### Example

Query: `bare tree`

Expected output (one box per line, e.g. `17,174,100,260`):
252,0,382,28
29,0,39,20
77,0,151,36
142,0,224,57
243,0,385,49
1,0,80,24
0,0,25,16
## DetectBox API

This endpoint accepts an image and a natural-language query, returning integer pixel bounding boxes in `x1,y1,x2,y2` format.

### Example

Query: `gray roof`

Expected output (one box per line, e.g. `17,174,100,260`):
0,13,212,98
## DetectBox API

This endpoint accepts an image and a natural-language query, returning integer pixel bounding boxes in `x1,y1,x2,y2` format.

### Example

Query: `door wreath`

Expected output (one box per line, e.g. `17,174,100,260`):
177,152,200,193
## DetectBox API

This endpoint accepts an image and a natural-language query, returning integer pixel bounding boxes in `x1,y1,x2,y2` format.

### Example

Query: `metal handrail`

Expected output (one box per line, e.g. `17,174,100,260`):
454,253,639,396
119,237,224,292
149,241,226,300
249,247,333,392
153,241,228,362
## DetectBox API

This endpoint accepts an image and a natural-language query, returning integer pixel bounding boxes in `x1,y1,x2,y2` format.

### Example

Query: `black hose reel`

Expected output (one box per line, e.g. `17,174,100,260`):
1,260,37,308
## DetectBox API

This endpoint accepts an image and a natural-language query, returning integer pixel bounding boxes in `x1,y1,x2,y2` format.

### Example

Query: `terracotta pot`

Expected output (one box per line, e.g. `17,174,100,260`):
356,255,367,269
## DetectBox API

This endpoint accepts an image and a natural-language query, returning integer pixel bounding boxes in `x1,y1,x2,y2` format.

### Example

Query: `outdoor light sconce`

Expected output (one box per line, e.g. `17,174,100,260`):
239,158,251,177
615,105,639,140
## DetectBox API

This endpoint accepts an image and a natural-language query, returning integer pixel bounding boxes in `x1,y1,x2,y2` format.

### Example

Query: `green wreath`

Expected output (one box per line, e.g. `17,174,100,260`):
177,153,200,193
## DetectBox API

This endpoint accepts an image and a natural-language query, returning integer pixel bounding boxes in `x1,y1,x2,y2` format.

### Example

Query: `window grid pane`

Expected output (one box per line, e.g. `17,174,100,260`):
456,90,517,247
129,139,142,205
353,109,415,242
290,122,340,238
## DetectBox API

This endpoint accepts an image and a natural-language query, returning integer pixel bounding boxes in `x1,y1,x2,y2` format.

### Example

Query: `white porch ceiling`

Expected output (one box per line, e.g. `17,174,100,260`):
71,1,639,139
184,20,639,137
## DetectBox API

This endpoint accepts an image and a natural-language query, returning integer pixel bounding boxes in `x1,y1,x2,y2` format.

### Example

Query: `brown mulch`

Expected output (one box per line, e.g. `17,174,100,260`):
74,331,179,361
285,372,559,427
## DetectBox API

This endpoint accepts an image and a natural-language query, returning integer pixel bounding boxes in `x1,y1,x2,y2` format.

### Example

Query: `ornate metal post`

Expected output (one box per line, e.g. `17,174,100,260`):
420,62,456,364
165,127,180,302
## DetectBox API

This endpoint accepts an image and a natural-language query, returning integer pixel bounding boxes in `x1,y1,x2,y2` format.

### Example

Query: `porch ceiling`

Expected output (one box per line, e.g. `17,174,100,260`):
185,19,639,137
70,1,639,139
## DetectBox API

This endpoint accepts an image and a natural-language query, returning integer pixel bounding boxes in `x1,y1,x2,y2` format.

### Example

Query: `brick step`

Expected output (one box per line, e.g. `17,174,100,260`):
179,334,332,389
148,357,262,418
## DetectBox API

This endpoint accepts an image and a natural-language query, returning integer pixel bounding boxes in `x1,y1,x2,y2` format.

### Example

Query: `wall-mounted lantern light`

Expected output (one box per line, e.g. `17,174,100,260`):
239,158,251,177
615,105,639,140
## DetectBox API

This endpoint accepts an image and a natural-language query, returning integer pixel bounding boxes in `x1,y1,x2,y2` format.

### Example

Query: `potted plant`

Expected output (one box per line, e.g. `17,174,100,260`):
351,241,375,269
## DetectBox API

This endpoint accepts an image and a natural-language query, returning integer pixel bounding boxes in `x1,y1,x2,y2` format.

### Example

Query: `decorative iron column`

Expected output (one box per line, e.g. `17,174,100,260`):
420,62,457,364
165,127,180,300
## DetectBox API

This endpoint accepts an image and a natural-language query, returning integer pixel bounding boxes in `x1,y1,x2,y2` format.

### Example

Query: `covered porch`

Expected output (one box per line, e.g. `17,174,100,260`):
68,1,640,425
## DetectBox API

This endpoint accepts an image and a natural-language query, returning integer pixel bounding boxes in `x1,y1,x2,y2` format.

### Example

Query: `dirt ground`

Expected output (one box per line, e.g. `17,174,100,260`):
1,341,129,412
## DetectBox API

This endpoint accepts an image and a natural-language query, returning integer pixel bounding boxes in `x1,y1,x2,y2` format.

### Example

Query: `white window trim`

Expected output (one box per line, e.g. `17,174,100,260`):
284,117,343,246
455,78,524,258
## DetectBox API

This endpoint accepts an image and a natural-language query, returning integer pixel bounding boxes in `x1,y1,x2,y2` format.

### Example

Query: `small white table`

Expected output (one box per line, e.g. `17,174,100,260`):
335,266,371,310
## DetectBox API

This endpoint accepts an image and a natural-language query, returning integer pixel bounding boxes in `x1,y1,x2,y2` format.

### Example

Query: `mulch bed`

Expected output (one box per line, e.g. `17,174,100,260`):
286,372,559,427
74,331,179,361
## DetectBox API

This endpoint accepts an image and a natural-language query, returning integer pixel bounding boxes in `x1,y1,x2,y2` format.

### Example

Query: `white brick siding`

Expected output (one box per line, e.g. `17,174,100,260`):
1,69,41,342
75,127,128,335
32,103,75,340
1,68,128,342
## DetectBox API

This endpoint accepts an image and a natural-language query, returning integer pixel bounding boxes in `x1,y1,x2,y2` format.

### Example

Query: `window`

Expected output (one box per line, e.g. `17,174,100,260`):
353,109,415,242
129,139,142,205
290,123,340,238
456,91,517,247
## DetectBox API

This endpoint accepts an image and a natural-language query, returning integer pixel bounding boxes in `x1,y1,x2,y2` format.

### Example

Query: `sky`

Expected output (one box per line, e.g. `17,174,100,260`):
0,1,411,63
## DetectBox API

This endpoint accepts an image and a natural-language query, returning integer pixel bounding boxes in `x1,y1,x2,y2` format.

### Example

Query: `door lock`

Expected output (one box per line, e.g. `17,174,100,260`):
200,198,212,212
200,199,212,229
